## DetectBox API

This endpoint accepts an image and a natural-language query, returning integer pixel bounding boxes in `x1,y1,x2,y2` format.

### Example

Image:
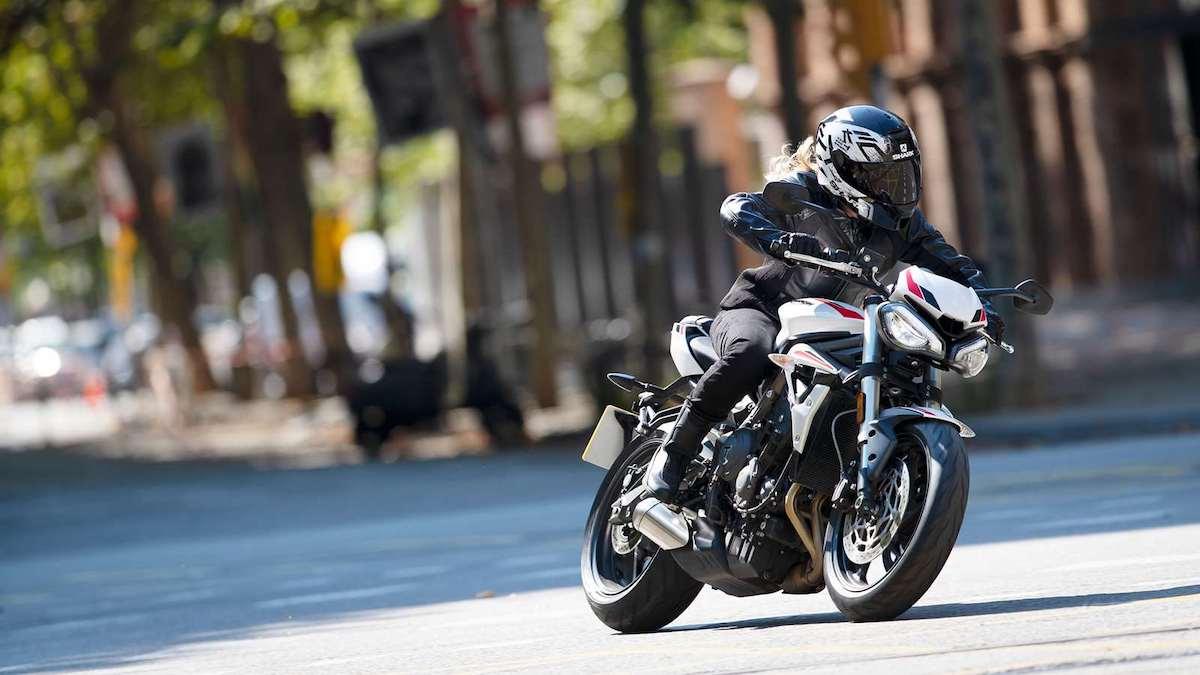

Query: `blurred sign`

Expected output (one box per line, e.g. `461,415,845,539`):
34,146,99,248
96,146,136,224
355,21,445,144
157,123,220,218
108,221,138,322
313,209,351,293
459,1,552,117
354,2,552,145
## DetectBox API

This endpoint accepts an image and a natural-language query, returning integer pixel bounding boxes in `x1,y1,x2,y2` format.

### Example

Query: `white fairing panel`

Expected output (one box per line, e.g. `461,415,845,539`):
892,266,986,328
775,298,865,346
784,343,842,375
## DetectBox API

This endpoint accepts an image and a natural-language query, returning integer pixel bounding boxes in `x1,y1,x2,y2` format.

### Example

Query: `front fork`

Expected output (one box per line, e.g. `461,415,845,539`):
851,296,887,516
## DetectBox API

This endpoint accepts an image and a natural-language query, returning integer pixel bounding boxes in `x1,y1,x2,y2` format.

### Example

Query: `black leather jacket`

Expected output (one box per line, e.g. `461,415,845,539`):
718,171,996,320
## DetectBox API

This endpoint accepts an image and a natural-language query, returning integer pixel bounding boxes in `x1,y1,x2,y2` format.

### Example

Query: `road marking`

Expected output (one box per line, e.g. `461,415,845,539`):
382,564,449,579
254,583,416,609
6,612,148,636
1022,509,1169,531
274,576,334,590
1098,494,1165,509
1128,576,1200,589
502,566,579,581
973,507,1044,521
159,589,218,604
495,552,573,568
1046,552,1200,573
444,636,559,653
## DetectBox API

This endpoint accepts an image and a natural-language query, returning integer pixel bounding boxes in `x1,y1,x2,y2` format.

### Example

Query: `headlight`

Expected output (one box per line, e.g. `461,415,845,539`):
948,336,990,378
878,302,945,358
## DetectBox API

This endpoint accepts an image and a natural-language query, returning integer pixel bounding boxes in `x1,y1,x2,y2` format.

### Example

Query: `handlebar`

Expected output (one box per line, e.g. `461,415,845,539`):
784,250,1020,356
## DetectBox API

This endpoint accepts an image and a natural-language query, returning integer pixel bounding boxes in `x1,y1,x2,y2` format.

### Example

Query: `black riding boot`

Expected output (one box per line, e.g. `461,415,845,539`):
643,402,720,503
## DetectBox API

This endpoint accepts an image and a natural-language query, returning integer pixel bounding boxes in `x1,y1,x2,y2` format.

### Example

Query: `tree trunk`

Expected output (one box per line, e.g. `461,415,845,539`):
104,89,218,392
621,0,671,381
762,0,806,143
74,0,216,392
235,36,356,397
491,0,558,407
958,0,1039,407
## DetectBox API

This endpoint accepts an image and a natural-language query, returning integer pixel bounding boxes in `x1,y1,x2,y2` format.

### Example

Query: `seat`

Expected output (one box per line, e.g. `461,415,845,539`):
671,315,717,376
688,334,717,371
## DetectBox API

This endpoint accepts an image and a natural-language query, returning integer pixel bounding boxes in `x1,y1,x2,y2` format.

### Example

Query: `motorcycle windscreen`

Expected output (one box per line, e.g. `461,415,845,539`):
581,406,639,469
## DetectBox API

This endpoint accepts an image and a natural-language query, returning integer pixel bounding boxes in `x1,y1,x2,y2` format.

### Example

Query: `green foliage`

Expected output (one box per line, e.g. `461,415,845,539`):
0,0,752,312
544,0,748,150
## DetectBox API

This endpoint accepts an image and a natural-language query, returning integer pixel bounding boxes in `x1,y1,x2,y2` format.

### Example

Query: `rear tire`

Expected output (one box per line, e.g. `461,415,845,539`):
824,421,969,622
581,438,702,633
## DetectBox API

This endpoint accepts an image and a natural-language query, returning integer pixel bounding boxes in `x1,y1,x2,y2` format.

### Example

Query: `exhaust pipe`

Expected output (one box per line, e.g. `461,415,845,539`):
631,498,691,550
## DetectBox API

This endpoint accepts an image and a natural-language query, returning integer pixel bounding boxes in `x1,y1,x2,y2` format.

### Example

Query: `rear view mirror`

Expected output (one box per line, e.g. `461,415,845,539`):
1013,279,1053,315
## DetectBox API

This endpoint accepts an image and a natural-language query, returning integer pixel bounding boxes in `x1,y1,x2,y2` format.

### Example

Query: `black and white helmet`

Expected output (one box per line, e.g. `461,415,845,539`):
812,105,921,230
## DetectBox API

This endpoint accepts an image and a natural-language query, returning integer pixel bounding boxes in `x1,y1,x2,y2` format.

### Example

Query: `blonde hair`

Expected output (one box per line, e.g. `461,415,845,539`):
765,136,816,180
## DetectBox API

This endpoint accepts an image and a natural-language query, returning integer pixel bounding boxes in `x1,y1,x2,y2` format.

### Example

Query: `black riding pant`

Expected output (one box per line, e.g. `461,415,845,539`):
687,307,780,422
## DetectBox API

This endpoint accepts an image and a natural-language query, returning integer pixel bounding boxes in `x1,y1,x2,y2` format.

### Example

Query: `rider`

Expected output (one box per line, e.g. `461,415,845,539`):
645,104,1005,503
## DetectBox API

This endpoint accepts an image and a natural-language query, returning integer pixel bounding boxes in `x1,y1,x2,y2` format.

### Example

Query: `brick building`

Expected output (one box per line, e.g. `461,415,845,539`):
723,0,1200,291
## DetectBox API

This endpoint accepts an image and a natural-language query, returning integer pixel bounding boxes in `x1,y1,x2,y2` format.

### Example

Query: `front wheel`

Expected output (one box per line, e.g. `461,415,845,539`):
824,421,969,621
581,437,702,633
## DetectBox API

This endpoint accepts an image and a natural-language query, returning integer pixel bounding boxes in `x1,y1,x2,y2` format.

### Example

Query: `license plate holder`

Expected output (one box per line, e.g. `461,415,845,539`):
581,405,638,469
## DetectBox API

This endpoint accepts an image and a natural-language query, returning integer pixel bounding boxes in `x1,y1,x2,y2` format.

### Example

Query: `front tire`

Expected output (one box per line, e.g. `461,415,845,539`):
824,421,969,622
581,437,702,633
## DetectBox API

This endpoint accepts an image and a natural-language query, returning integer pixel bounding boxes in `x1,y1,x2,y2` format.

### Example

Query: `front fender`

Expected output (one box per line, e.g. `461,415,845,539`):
880,405,975,439
857,404,973,490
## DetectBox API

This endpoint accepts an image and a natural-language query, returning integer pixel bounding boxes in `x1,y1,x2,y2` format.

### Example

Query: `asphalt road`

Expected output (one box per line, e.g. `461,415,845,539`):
3,431,1200,673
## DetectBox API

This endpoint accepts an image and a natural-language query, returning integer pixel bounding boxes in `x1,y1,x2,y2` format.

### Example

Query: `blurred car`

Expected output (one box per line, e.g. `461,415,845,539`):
9,315,108,402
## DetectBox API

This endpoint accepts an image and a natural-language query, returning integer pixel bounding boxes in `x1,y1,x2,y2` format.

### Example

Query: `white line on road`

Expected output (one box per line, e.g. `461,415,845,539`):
501,566,579,582
1045,552,1200,573
1128,576,1200,589
6,612,148,636
382,564,449,579
159,589,219,604
254,583,416,609
494,552,573,568
274,576,335,591
1023,509,1169,531
973,507,1045,521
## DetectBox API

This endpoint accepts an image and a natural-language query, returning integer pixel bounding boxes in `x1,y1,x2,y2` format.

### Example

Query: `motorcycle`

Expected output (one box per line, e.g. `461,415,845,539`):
579,201,1053,633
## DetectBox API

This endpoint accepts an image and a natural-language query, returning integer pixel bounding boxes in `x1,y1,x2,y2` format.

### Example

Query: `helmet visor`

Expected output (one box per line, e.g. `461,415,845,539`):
833,152,922,207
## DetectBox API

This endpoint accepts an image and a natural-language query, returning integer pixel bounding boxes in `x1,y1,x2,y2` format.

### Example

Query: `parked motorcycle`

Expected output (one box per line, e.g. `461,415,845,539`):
579,203,1053,633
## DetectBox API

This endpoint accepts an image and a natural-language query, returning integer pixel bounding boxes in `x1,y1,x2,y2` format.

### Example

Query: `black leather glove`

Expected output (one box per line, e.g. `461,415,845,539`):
768,232,823,262
825,248,854,264
984,310,1006,344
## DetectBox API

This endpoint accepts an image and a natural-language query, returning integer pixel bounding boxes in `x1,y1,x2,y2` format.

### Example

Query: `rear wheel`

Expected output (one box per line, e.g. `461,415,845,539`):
581,437,702,633
824,421,969,621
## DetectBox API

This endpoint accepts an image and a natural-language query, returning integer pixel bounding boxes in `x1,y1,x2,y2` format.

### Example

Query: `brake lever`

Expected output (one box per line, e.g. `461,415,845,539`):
783,251,864,276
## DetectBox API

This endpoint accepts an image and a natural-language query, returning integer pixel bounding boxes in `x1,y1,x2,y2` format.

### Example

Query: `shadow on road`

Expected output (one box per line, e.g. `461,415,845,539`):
3,432,1200,671
906,583,1200,620
664,584,1200,633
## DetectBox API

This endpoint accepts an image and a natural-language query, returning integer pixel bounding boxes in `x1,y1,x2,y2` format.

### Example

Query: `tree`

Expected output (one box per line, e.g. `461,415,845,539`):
491,0,558,407
958,0,1038,406
15,0,219,391
760,0,805,143
621,0,673,379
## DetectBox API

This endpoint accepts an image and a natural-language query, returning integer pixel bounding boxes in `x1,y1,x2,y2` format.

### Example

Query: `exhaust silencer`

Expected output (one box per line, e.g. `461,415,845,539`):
631,498,691,550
